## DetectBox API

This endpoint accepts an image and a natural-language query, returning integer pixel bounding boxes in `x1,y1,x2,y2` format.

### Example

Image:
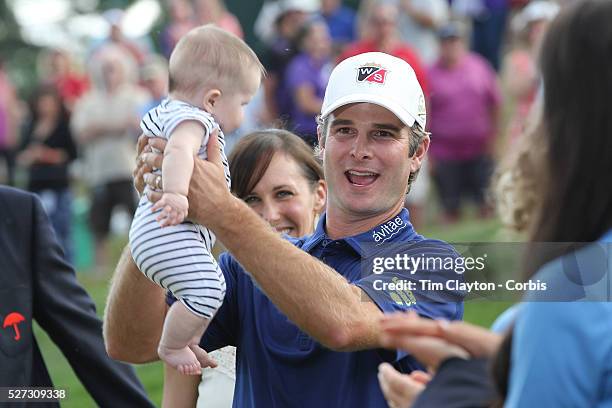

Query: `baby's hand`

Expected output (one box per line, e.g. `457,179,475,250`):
152,192,189,227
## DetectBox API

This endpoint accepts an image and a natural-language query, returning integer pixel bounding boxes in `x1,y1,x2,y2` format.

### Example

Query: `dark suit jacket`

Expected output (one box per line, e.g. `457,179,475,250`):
0,186,154,407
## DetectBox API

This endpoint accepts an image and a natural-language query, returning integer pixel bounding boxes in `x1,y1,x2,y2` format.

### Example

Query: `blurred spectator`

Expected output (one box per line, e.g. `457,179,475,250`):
502,0,558,145
427,21,501,223
317,0,357,54
255,0,319,46
395,0,450,65
285,19,333,146
340,1,428,95
139,55,169,116
0,61,21,186
261,1,310,126
159,0,196,59
194,0,243,38
17,85,77,263
91,9,148,67
71,45,149,270
38,49,90,112
463,0,509,71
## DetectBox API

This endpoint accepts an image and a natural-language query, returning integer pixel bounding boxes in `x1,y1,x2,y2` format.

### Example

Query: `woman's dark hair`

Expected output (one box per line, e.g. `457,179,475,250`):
28,84,69,123
526,0,612,274
228,129,323,200
494,1,612,402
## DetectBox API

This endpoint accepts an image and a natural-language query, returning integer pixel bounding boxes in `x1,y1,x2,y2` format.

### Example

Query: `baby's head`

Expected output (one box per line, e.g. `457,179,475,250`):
169,25,264,133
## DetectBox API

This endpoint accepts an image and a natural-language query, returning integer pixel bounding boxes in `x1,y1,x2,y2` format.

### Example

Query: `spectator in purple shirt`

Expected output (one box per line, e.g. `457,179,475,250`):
427,20,501,223
285,18,333,146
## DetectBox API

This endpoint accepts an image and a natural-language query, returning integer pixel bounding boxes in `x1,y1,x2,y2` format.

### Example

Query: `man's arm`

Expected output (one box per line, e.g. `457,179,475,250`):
103,245,167,363
29,194,154,406
181,134,384,351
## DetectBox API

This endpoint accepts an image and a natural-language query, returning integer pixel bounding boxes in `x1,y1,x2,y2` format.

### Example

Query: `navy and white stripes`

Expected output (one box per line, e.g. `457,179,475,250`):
129,99,230,318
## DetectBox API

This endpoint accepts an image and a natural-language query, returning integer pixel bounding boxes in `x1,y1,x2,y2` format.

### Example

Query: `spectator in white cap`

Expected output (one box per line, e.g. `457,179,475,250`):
503,0,559,146
106,51,464,407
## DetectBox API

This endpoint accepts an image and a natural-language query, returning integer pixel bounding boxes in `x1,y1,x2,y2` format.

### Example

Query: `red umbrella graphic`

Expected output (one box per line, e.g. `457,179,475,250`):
3,312,25,341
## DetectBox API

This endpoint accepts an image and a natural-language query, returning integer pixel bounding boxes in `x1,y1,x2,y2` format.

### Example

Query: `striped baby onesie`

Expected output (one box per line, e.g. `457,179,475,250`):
129,98,230,318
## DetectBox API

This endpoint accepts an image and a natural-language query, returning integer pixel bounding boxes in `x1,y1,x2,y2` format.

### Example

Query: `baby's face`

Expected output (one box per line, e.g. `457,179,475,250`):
213,68,261,133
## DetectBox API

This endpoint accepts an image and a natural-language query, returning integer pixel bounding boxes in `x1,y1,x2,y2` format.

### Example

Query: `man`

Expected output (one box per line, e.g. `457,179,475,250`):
0,186,153,407
104,52,464,407
427,21,501,223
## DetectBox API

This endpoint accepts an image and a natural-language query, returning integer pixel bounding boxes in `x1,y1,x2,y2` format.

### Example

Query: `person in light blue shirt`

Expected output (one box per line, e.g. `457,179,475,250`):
375,2,612,407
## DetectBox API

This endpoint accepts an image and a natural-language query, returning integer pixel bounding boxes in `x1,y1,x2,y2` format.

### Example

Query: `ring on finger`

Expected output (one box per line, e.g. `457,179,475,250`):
155,175,162,190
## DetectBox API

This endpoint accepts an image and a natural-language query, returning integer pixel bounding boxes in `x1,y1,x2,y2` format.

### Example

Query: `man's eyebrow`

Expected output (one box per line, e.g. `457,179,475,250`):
330,118,354,127
372,123,403,132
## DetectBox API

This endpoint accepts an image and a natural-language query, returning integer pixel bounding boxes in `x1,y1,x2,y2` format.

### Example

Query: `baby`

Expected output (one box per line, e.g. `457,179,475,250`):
128,25,263,375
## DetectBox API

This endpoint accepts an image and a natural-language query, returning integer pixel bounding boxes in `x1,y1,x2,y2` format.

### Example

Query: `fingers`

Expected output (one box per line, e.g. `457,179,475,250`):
189,345,218,369
137,133,148,155
380,311,444,338
141,151,163,170
378,363,424,408
409,370,432,385
148,137,167,152
438,321,502,358
206,129,222,166
146,189,163,203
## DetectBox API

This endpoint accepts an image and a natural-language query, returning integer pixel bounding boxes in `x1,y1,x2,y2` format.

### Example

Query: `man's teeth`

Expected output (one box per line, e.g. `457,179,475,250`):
348,170,376,176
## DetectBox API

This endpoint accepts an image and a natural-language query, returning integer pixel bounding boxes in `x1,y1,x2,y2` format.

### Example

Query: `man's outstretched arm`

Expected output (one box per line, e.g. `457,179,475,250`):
103,246,167,363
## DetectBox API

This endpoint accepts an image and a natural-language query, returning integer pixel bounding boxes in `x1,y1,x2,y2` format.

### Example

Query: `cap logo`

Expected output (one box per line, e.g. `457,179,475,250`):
357,64,387,84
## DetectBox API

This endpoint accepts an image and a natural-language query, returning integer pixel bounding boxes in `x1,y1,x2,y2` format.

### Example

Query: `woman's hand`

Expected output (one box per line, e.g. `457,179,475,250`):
379,312,470,372
378,362,430,408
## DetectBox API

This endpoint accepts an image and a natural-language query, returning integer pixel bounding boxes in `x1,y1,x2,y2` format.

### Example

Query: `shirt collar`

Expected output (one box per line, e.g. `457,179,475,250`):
301,209,420,256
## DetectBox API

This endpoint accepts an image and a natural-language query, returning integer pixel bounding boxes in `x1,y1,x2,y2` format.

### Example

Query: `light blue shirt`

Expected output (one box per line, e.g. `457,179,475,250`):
506,230,612,407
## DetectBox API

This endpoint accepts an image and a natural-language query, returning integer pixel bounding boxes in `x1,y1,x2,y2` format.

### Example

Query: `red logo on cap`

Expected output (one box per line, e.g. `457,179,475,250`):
357,65,387,84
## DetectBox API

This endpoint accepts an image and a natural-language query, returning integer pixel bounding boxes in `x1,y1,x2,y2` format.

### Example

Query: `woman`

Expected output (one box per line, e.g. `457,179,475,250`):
377,1,612,407
285,19,333,146
154,129,326,407
17,85,78,262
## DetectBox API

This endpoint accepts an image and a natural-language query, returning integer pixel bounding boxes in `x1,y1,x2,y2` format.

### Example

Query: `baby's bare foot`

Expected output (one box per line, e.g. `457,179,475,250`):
158,344,201,375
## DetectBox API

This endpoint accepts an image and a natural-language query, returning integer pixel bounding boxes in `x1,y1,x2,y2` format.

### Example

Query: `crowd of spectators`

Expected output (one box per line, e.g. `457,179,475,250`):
0,0,562,263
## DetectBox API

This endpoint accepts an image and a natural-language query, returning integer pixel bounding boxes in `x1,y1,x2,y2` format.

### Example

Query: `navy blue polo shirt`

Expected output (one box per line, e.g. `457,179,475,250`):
183,209,464,407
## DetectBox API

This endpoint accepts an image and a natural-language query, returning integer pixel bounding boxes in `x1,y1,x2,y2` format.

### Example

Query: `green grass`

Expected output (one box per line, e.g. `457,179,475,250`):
37,216,511,406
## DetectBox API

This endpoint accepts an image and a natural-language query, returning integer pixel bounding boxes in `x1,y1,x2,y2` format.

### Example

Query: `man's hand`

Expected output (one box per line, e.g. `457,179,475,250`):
185,129,236,228
152,192,188,227
134,134,165,195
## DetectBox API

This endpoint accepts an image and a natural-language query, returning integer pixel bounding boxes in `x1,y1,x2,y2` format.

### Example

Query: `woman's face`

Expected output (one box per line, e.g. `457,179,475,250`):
243,152,326,238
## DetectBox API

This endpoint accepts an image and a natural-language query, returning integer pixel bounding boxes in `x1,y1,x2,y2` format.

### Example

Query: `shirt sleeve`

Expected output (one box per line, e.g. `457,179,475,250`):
353,241,465,366
506,302,612,407
353,243,465,321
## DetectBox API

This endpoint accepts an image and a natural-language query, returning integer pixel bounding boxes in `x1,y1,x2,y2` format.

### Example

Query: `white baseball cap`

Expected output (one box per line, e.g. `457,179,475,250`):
321,52,426,129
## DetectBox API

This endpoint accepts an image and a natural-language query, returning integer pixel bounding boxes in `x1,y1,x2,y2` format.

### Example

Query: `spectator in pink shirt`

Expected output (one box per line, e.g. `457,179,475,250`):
427,21,501,223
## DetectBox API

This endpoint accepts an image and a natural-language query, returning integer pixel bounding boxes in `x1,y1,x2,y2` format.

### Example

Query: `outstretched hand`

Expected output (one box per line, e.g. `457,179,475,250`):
379,311,470,372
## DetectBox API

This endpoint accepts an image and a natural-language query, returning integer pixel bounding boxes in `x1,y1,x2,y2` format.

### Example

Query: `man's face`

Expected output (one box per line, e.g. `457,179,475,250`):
319,103,425,221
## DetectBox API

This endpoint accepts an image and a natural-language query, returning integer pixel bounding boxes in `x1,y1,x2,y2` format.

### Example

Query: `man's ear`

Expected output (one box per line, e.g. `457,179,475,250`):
203,89,222,112
409,135,430,173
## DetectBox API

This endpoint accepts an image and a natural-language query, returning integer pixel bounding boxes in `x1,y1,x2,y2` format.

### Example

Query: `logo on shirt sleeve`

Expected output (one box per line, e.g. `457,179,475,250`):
357,64,388,84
